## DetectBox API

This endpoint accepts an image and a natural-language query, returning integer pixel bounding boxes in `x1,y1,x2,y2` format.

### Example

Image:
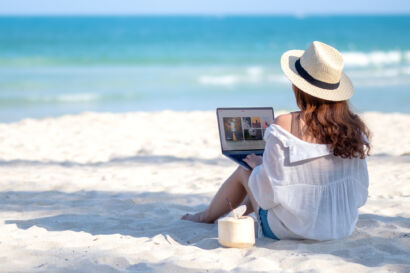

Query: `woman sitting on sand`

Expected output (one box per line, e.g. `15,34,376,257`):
182,41,370,241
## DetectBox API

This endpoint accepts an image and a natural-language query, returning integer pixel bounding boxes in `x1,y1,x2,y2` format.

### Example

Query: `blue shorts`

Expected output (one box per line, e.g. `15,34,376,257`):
258,208,280,240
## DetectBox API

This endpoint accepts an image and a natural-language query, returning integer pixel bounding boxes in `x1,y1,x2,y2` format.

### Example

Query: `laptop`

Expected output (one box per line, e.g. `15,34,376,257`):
217,107,275,170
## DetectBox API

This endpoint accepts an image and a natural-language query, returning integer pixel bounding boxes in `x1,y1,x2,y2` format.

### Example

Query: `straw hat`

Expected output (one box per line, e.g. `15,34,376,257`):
281,41,353,101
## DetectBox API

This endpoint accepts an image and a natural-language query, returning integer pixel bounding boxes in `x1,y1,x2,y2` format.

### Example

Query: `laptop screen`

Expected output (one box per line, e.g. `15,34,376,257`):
217,107,274,151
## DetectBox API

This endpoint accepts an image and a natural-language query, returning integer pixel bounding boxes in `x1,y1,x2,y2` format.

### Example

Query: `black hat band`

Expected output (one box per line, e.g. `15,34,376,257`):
295,59,340,90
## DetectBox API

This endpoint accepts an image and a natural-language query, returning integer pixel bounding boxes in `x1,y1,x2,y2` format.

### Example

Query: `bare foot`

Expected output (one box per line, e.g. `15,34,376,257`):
181,212,213,223
181,212,202,222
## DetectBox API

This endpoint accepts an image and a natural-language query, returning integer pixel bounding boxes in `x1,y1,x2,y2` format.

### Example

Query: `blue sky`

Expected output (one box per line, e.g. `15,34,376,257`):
0,0,409,15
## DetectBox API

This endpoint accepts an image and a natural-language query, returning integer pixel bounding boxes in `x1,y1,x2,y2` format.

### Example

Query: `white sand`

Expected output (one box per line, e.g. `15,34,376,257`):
0,111,409,273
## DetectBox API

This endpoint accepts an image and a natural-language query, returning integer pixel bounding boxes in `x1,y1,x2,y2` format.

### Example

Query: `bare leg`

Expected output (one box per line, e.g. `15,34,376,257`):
240,173,259,219
242,196,254,216
182,166,256,223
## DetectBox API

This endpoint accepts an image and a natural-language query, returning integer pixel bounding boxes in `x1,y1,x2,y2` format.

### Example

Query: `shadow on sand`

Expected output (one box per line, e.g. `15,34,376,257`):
3,190,219,249
2,189,410,268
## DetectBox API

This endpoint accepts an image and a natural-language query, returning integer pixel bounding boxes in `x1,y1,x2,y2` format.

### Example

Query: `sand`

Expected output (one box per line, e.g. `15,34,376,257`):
0,110,409,273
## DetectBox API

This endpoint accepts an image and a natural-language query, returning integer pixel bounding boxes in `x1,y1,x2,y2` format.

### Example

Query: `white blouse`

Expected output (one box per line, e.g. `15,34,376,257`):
249,124,369,241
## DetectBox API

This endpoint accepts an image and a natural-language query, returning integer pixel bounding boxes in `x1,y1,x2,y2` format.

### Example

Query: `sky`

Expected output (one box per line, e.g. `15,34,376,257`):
0,0,410,15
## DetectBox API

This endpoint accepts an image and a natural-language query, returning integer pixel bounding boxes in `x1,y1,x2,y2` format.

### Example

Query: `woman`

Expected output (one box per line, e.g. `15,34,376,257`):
182,41,370,241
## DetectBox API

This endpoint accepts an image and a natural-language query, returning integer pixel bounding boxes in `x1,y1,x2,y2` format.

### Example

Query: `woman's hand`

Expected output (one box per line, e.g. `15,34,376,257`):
243,154,263,169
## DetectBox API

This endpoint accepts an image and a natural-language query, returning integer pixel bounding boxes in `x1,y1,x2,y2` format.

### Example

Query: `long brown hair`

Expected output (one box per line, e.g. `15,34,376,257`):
292,85,370,159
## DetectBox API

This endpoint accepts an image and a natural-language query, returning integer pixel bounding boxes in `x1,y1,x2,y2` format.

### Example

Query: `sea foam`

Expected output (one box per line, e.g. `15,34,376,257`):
342,51,410,67
56,93,100,103
198,66,287,86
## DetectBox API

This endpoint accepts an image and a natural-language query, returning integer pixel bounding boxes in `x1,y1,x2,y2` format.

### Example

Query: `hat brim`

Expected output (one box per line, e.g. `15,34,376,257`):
280,50,354,101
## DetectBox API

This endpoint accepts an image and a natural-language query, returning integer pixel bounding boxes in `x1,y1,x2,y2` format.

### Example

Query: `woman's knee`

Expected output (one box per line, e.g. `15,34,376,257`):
235,166,250,176
235,166,251,185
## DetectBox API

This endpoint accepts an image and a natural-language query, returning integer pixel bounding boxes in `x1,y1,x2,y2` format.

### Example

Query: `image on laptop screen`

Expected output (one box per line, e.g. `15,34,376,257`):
217,108,274,151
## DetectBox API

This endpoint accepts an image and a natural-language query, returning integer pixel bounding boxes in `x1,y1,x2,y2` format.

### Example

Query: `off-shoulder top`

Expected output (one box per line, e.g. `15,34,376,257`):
249,124,369,240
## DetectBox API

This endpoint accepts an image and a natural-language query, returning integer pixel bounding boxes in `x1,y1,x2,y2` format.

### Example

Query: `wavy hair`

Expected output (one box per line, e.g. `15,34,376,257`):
292,85,370,159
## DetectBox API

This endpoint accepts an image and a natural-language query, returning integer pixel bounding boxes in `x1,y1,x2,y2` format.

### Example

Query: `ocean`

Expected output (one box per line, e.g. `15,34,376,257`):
0,15,409,122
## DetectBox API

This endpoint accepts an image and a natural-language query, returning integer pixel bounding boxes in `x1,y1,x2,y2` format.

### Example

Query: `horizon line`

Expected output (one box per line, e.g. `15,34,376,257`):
0,12,410,17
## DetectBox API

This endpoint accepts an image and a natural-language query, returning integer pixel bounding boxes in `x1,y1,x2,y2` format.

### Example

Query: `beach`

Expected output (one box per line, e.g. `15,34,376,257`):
0,110,409,273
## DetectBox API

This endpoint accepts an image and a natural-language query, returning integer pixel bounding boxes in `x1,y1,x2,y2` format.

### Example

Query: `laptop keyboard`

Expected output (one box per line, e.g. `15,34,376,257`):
230,152,263,162
230,154,247,162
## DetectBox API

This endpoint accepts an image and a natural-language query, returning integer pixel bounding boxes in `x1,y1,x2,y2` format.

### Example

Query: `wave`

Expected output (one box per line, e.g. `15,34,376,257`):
198,66,288,86
342,50,410,67
56,93,99,103
0,93,101,106
1,49,410,69
197,50,410,87
198,65,410,88
348,67,410,78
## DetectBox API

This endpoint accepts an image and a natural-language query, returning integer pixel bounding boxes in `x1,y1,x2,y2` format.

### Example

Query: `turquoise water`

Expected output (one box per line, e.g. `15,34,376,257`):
0,16,410,122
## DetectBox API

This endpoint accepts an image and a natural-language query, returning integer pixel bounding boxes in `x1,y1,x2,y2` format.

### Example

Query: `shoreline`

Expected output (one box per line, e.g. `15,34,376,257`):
1,110,409,156
1,108,410,123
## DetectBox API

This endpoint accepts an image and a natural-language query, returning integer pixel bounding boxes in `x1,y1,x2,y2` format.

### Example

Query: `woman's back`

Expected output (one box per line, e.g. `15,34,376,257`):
249,123,369,240
248,86,371,240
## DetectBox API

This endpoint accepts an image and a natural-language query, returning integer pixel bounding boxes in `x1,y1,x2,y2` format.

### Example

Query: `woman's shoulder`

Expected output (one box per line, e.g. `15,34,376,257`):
273,113,293,133
264,116,296,145
265,113,332,163
266,112,298,141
